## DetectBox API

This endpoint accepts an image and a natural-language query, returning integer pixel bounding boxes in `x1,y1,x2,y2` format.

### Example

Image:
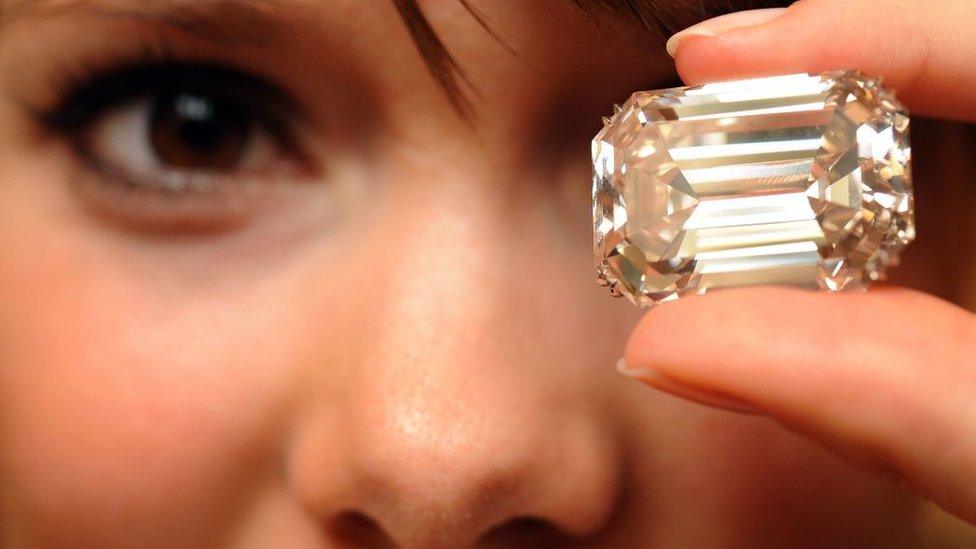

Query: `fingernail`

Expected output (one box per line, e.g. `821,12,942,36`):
665,8,788,57
616,358,762,415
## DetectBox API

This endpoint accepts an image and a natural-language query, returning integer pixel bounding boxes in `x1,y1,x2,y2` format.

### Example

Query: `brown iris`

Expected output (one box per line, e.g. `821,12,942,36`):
149,91,251,170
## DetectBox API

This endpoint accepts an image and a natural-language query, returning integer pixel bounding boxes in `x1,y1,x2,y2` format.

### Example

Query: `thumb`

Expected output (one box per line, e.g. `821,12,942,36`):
668,0,976,121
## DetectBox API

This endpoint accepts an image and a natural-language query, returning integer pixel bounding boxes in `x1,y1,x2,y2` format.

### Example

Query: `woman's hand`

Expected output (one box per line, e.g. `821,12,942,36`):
622,0,976,525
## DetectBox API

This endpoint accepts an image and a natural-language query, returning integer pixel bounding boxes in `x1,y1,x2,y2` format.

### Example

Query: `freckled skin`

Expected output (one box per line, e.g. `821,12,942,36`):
0,1,968,547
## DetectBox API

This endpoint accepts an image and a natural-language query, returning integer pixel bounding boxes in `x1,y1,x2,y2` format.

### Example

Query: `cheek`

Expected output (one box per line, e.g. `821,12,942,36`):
0,158,309,543
0,274,286,543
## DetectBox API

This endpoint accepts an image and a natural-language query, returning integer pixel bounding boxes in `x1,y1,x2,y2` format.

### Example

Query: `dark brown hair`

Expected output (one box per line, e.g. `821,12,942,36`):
394,0,797,115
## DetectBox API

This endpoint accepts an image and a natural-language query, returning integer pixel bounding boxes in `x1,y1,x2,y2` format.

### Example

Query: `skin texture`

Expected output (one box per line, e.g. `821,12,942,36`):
0,0,972,547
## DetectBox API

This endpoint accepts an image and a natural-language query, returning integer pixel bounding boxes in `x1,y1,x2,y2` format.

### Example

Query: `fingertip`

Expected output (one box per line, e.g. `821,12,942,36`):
617,356,765,414
669,6,795,82
665,7,789,59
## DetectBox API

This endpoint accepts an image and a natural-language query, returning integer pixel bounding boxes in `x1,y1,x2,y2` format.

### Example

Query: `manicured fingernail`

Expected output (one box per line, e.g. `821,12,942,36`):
665,8,788,57
616,358,762,415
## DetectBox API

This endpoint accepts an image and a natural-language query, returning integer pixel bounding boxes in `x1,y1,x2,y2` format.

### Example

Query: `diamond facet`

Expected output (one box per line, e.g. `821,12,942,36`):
592,71,913,307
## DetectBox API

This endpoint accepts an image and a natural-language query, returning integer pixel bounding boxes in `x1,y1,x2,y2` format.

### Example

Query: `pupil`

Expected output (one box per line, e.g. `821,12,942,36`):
149,90,251,170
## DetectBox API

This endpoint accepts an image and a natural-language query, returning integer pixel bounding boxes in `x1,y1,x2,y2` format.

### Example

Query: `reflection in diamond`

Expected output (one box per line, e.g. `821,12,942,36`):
593,71,913,307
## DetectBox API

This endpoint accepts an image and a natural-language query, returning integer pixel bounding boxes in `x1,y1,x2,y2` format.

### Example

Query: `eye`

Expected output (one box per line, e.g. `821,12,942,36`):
43,62,318,232
146,89,254,171
89,87,286,189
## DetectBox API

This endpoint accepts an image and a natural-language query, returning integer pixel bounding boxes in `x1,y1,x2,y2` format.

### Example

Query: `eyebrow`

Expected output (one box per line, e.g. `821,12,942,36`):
0,0,300,45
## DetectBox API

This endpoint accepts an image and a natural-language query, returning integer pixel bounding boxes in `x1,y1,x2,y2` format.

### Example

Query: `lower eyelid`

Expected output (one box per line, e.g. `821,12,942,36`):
69,114,317,235
69,140,331,237
70,164,293,235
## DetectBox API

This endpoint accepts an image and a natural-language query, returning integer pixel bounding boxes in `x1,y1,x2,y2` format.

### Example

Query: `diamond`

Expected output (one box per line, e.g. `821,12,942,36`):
592,71,913,307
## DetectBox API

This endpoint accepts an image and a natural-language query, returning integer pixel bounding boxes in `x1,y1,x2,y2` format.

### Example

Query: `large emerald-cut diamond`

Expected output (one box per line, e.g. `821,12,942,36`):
593,71,913,307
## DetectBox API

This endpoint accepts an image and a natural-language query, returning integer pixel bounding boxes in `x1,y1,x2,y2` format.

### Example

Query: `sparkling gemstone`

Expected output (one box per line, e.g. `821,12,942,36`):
592,71,913,307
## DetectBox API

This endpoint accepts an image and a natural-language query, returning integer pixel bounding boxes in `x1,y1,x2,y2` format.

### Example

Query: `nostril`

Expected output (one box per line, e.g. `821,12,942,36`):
479,516,577,548
328,510,397,549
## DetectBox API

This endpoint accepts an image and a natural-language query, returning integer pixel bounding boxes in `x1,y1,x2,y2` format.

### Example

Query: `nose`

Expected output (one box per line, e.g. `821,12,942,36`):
287,182,624,547
294,385,621,548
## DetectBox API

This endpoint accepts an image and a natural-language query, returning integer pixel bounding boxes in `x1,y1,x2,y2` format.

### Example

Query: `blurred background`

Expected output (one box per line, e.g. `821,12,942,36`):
893,119,976,311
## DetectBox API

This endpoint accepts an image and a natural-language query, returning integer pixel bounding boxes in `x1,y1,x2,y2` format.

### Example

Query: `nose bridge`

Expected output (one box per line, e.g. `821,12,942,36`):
288,167,623,545
356,173,531,477
369,177,509,380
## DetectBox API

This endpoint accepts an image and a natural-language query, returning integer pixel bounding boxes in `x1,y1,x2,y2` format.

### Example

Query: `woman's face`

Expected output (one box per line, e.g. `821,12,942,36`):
0,1,921,547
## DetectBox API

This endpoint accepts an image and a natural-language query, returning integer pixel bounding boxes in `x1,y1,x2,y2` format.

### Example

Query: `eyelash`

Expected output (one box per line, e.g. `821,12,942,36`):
46,59,305,164
44,58,292,129
32,52,317,232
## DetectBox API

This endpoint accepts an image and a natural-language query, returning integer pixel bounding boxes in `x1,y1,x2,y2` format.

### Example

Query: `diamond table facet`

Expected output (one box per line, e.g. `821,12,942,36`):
592,71,913,307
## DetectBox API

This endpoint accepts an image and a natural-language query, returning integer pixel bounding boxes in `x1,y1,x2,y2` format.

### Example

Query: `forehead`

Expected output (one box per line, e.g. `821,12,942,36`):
0,0,754,34
0,0,734,132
